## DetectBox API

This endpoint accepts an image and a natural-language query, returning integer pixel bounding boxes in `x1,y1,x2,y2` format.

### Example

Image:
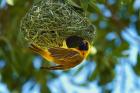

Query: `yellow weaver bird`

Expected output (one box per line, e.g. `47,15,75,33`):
29,36,91,70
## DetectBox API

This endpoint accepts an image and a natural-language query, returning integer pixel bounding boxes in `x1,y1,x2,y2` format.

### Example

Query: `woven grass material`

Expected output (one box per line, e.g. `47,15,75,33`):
20,0,95,49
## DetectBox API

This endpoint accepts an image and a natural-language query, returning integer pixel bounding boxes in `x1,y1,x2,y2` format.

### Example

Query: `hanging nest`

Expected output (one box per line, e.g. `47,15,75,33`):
20,0,95,49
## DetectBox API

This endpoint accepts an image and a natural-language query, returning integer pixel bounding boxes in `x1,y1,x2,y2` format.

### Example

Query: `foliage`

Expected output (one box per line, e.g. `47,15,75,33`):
0,0,140,93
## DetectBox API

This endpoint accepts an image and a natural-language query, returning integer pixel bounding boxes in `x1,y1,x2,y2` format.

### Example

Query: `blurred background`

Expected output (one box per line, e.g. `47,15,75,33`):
0,0,140,93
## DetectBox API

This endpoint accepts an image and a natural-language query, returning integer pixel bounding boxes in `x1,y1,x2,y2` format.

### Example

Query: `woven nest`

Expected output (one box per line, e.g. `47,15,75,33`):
20,0,95,49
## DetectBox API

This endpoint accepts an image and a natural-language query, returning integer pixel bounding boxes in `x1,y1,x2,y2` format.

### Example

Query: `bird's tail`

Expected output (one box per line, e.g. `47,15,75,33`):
29,43,53,62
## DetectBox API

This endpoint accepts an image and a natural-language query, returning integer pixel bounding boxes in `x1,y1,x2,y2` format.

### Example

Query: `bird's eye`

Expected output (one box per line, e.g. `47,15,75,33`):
78,40,89,50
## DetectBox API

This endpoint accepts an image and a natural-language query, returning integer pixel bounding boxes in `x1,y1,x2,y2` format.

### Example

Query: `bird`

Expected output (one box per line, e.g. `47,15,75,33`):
29,36,91,70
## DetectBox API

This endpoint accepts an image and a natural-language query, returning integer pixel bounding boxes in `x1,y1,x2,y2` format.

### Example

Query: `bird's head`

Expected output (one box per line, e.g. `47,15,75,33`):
65,36,90,57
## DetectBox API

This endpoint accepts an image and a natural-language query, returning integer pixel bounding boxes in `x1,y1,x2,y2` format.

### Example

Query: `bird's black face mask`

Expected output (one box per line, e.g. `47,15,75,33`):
66,36,89,51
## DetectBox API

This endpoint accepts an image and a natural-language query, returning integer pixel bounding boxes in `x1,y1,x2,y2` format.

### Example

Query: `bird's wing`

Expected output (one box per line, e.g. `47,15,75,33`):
48,48,84,69
48,48,80,59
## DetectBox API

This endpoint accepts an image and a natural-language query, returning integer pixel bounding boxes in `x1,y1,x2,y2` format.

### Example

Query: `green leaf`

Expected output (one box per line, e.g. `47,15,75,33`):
97,0,105,3
112,41,129,57
88,67,98,81
41,83,51,93
136,20,140,35
138,53,140,62
133,53,140,76
80,0,89,11
98,68,115,85
87,0,102,14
